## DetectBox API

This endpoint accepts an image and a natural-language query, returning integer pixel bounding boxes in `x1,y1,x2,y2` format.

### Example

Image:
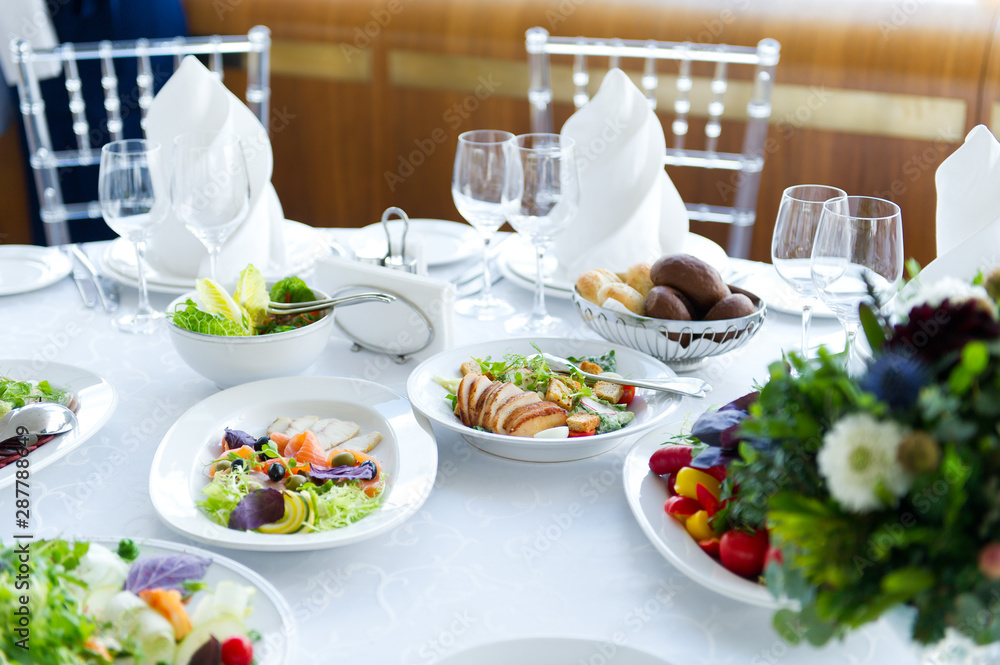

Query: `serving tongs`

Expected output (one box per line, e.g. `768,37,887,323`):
267,292,396,316
541,353,712,399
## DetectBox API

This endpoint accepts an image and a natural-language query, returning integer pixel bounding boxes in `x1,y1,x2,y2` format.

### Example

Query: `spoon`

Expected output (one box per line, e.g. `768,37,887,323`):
541,353,712,399
267,292,396,316
0,403,79,444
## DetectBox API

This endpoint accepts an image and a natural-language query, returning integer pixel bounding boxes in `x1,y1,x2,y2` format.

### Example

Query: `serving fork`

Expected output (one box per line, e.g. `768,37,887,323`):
541,353,712,398
267,291,395,316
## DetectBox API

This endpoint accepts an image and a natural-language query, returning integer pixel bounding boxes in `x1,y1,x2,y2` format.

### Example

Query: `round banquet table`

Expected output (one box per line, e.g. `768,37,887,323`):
0,241,920,665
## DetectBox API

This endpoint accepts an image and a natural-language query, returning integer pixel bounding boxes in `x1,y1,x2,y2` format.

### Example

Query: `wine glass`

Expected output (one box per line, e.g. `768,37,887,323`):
501,133,581,334
451,130,516,320
810,196,904,375
771,184,848,357
171,132,251,282
98,139,170,334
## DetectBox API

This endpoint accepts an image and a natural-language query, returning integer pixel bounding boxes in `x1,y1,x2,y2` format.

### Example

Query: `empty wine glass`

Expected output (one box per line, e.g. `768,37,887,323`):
771,184,848,357
452,130,516,320
171,132,251,282
501,133,581,334
98,139,169,334
810,196,904,375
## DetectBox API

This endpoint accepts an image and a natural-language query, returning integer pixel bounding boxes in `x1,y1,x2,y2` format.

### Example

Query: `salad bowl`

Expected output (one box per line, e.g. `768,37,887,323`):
405,337,685,462
149,376,437,551
166,286,336,389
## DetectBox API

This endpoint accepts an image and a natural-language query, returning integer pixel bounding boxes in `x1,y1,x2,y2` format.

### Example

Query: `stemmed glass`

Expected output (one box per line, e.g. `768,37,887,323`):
451,130,516,320
501,133,581,334
98,139,169,334
771,185,848,357
171,132,251,282
810,196,904,375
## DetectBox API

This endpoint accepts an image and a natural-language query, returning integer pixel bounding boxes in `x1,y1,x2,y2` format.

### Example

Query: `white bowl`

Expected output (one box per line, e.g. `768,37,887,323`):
166,287,334,388
406,337,685,462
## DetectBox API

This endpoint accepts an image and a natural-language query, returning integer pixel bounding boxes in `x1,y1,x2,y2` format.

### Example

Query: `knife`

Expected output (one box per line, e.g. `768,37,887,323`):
62,247,97,308
70,245,119,313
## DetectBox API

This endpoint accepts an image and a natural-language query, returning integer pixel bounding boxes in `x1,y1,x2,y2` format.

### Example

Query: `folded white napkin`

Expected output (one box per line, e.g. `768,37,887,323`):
144,56,285,282
903,125,1000,290
553,68,689,280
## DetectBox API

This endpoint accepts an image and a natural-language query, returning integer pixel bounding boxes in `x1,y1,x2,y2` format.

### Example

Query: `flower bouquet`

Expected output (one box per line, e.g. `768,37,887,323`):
721,270,1000,657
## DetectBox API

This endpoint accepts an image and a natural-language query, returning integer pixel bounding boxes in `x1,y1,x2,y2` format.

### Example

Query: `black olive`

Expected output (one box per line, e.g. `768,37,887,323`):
230,459,246,472
254,436,271,451
268,463,286,482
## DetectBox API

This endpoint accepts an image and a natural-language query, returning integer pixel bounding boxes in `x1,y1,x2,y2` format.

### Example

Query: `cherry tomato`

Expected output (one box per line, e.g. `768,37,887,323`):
221,635,254,665
695,483,721,516
763,545,784,571
568,429,595,437
649,445,693,475
698,537,721,557
719,529,769,579
703,465,728,482
617,385,636,405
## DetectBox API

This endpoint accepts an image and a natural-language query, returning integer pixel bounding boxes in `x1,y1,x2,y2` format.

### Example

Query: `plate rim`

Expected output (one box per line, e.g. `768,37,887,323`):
735,265,837,319
435,635,675,665
101,220,329,294
83,535,295,665
405,336,684,462
148,375,438,552
356,218,480,267
0,359,119,489
622,424,791,608
0,245,73,296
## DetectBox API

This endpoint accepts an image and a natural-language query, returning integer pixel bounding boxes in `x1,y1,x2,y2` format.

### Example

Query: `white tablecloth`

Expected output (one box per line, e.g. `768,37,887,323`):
0,241,917,664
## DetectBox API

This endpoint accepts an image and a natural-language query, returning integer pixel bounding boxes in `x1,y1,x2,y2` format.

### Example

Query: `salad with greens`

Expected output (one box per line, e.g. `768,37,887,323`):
438,348,637,439
0,539,258,665
169,264,322,336
0,377,73,420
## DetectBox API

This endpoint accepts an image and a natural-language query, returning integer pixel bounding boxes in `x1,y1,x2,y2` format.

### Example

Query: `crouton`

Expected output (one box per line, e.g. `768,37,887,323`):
546,377,576,410
460,360,480,376
566,412,600,433
579,360,603,375
593,381,624,404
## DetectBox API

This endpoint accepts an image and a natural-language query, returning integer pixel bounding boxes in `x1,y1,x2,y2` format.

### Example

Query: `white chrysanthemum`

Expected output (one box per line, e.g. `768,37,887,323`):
897,276,997,318
816,413,912,513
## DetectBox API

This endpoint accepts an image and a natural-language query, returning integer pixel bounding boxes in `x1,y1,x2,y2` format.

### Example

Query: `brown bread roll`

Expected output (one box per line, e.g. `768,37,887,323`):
703,293,756,320
597,282,646,315
576,269,623,304
645,285,692,320
650,254,730,311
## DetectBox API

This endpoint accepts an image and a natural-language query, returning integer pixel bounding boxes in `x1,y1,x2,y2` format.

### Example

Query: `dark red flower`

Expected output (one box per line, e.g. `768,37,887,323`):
884,299,1000,366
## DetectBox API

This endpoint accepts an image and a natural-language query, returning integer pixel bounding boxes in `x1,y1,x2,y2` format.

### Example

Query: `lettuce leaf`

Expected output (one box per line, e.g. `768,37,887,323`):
269,276,314,304
170,300,250,336
232,264,269,327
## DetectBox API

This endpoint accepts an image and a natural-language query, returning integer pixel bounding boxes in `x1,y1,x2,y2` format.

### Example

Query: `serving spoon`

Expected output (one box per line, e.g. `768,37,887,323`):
0,403,79,451
541,353,712,399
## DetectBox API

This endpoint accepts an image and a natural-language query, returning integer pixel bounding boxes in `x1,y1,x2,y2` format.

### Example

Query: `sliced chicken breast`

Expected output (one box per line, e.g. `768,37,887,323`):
493,392,542,434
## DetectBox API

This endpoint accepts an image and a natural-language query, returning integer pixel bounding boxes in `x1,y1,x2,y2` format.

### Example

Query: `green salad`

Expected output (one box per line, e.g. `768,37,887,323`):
169,264,322,337
0,377,72,420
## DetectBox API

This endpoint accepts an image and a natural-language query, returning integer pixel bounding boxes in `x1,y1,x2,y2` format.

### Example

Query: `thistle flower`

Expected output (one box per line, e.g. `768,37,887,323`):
860,352,930,410
817,413,911,513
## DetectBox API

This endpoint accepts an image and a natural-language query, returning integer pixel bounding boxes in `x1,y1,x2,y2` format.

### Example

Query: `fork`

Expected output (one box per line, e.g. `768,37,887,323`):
541,353,712,398
267,291,395,316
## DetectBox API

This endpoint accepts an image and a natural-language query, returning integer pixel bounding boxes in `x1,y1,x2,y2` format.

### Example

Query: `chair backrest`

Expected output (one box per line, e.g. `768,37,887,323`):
11,26,272,246
525,27,780,259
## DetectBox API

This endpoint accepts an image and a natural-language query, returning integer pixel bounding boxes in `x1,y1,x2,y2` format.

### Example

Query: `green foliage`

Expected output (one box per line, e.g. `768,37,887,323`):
269,276,315,304
169,299,250,336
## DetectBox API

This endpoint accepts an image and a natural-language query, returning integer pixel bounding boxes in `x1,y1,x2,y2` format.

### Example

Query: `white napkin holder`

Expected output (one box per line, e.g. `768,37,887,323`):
314,256,455,363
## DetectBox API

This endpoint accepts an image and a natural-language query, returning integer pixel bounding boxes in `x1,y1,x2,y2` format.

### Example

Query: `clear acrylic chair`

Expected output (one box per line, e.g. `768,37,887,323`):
11,25,272,246
525,27,780,259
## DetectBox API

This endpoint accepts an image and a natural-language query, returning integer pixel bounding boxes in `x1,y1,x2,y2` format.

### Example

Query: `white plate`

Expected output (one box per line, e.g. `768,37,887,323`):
0,360,118,490
101,220,330,295
405,337,684,463
0,245,73,296
437,637,674,665
498,233,730,300
623,425,788,608
149,376,437,551
86,536,294,665
353,219,480,267
735,266,836,319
